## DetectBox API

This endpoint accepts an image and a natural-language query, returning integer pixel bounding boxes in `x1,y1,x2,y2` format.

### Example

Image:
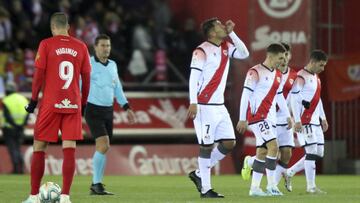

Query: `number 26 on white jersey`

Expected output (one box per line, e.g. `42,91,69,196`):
59,61,74,89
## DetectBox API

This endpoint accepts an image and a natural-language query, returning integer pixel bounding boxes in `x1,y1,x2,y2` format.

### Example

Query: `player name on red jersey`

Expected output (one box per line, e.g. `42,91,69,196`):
55,47,78,57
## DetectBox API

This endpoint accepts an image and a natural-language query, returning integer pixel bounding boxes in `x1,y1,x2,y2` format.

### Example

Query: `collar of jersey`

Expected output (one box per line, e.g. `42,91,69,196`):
94,55,109,66
261,63,274,72
304,67,315,75
206,40,221,47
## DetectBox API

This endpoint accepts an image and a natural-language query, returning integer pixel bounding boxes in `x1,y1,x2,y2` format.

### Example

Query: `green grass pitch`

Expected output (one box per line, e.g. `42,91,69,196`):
1,175,359,202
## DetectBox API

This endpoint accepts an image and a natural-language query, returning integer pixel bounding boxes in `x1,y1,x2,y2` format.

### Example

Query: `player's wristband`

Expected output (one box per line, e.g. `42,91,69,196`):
122,103,131,111
302,100,311,109
25,99,38,113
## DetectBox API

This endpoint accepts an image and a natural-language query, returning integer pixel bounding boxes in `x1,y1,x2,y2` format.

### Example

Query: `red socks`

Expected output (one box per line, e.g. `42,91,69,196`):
62,148,75,195
31,151,45,195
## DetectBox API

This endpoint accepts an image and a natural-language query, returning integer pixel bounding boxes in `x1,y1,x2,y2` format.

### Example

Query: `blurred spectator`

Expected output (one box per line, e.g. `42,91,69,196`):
152,0,172,50
2,82,29,174
0,6,12,51
1,0,204,87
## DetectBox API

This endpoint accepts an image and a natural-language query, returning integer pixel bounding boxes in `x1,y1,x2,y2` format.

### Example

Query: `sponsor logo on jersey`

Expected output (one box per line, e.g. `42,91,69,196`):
54,98,78,109
223,50,228,56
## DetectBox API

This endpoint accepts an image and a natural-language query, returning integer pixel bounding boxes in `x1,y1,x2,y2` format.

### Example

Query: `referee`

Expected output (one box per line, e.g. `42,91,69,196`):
85,34,136,195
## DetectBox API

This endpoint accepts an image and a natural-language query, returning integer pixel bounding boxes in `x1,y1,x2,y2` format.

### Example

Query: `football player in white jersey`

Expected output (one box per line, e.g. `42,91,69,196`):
285,50,328,194
273,43,298,190
240,43,297,192
187,17,249,198
237,43,292,196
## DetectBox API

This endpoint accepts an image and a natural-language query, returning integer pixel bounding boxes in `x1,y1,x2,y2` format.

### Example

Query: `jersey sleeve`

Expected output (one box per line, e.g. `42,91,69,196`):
81,44,91,74
228,31,249,59
189,48,206,71
290,76,305,123
113,63,128,106
239,69,258,121
189,68,202,104
34,40,47,70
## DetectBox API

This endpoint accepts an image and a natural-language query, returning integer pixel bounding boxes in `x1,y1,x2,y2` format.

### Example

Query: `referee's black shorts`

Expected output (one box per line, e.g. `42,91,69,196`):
85,102,113,139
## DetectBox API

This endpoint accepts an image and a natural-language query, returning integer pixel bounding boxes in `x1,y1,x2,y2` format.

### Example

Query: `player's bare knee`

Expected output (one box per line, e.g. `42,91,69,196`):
199,145,213,158
256,147,267,160
280,147,292,163
33,140,48,151
266,140,278,156
219,140,236,153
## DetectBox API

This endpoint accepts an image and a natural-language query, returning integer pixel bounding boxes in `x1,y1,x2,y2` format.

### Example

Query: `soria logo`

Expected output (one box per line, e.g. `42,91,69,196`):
258,0,302,18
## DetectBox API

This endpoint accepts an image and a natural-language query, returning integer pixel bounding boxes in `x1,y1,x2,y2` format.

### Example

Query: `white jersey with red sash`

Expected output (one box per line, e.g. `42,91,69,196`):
276,67,297,124
193,41,231,104
291,69,322,125
245,64,282,124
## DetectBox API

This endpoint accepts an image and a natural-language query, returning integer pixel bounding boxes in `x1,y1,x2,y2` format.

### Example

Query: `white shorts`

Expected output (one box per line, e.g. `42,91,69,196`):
297,124,324,147
249,119,276,147
193,105,235,145
276,124,295,148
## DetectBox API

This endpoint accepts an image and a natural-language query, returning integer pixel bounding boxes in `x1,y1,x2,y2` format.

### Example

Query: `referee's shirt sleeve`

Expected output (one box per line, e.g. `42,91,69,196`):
114,64,128,107
189,48,205,104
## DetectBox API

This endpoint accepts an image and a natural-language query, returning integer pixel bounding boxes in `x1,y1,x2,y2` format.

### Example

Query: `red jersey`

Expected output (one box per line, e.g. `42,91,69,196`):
34,35,91,113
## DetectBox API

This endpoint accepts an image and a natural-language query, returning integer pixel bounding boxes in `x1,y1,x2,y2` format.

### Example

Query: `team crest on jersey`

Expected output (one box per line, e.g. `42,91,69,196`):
54,98,78,109
222,50,228,56
276,76,281,82
289,78,294,84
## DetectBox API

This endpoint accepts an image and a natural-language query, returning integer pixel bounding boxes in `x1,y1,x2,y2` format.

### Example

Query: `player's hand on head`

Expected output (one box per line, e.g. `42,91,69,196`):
187,104,197,120
225,20,235,34
127,109,137,124
236,120,247,134
25,99,38,113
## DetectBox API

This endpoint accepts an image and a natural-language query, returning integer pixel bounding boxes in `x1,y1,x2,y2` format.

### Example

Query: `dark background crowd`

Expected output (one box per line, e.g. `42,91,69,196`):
0,0,203,92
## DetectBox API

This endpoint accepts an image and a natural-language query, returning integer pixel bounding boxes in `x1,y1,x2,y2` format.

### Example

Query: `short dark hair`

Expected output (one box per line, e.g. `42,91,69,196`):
50,12,68,28
201,17,218,38
281,42,291,51
95,34,111,45
266,43,286,54
310,49,328,62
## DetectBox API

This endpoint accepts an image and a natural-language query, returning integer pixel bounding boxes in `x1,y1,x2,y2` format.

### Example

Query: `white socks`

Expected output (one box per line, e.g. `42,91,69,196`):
198,157,211,193
304,160,316,189
287,156,305,177
210,147,226,168
274,164,286,184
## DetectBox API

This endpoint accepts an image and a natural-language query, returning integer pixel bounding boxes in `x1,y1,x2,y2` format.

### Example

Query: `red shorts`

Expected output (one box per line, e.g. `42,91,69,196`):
34,106,83,142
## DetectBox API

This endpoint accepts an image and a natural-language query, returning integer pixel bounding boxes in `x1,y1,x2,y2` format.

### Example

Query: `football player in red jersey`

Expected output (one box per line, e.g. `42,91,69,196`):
22,12,91,203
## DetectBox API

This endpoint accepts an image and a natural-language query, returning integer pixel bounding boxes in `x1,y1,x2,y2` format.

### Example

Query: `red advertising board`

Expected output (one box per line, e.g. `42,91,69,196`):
18,92,195,137
0,144,235,175
249,0,312,67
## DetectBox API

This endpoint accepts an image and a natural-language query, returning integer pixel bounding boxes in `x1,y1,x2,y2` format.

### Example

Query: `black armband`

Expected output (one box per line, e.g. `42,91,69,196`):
122,103,131,111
